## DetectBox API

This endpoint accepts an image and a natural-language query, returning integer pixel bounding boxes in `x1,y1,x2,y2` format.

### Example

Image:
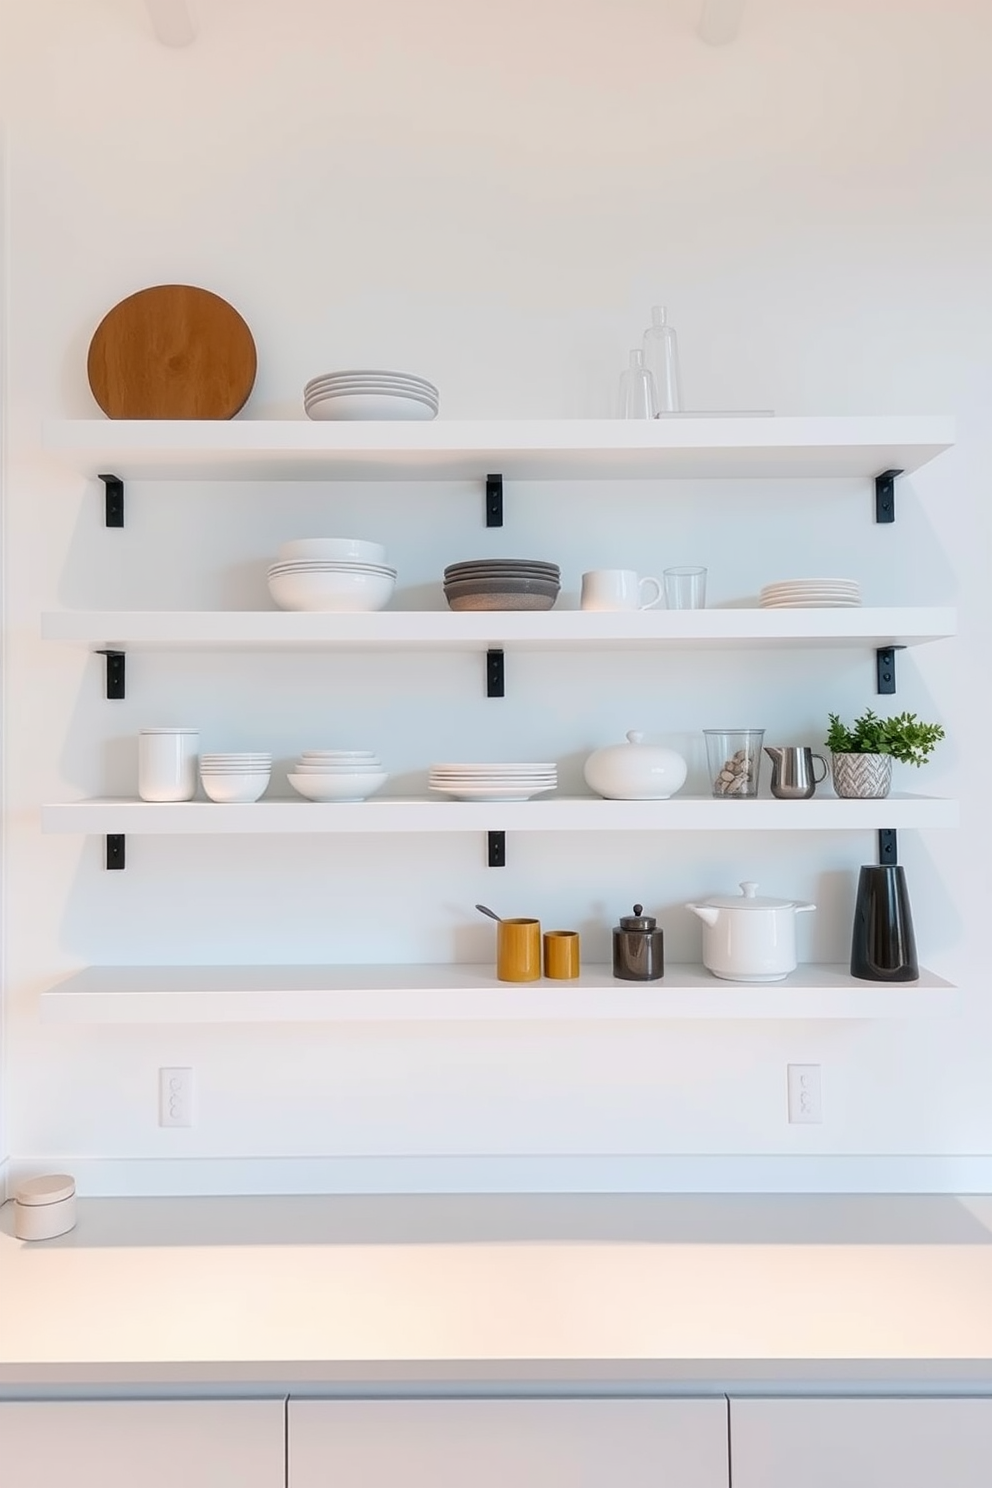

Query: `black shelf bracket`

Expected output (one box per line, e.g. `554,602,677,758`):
485,473,504,527
487,830,506,868
100,473,125,527
486,648,505,698
874,468,902,524
875,644,904,695
97,649,126,699
106,834,126,870
877,829,898,865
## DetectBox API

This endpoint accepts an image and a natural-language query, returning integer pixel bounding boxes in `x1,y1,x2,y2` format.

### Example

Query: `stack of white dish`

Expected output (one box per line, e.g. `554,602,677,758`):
199,753,271,803
288,750,388,803
428,763,558,802
268,537,396,612
759,578,861,608
303,370,438,422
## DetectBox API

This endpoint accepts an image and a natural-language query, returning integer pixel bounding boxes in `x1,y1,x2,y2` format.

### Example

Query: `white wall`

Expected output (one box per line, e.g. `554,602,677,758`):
1,0,989,1194
0,116,8,1186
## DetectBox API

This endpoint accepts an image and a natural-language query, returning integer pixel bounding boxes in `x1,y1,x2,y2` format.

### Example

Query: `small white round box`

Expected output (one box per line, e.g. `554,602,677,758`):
14,1174,76,1240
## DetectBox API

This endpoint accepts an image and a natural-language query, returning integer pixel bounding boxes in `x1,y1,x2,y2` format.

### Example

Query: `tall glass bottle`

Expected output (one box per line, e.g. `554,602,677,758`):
642,304,683,413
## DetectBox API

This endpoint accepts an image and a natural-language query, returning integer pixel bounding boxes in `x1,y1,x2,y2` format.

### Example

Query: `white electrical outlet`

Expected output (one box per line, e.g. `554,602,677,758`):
787,1063,822,1124
159,1067,194,1127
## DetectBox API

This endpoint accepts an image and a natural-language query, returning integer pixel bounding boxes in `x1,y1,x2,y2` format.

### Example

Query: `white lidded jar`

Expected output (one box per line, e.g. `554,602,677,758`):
14,1174,77,1240
685,881,815,982
583,730,687,800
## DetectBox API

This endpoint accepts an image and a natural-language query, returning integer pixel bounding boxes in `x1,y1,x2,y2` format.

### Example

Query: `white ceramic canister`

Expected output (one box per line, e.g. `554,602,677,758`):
14,1174,77,1240
138,728,199,802
685,880,815,982
583,730,687,800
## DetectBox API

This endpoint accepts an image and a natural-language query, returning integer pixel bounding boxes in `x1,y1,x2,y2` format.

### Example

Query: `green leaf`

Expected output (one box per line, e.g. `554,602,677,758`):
824,709,945,766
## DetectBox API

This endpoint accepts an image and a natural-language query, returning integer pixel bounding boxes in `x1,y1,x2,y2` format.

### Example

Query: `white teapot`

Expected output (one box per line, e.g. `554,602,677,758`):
686,880,815,982
583,730,688,800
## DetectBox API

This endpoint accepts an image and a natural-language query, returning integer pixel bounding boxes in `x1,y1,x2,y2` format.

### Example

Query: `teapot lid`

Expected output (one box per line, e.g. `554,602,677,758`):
617,903,657,930
699,880,804,910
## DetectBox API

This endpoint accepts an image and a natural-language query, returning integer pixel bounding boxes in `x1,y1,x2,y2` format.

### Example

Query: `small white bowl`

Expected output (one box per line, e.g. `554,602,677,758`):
288,771,387,802
267,563,396,576
200,768,272,776
299,750,378,759
292,763,382,774
268,568,395,613
201,772,270,803
200,757,271,766
278,538,386,564
200,753,272,762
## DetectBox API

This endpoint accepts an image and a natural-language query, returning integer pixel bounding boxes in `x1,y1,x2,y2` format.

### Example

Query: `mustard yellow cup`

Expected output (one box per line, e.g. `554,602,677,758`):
543,929,580,980
496,918,542,982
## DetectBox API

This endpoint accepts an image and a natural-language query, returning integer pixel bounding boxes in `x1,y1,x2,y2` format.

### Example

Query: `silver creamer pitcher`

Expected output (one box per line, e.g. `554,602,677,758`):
764,745,828,800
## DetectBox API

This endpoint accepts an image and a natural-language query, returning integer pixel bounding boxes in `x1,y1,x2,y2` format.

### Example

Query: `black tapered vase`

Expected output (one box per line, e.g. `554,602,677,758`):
850,865,919,982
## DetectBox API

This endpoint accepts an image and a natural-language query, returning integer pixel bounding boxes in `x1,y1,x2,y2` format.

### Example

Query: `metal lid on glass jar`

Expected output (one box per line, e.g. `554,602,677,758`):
617,904,657,931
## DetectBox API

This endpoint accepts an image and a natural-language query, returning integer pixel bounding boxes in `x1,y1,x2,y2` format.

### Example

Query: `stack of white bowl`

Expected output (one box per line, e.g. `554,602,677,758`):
288,750,388,803
759,577,861,608
303,370,438,422
428,762,558,802
267,537,396,612
200,752,272,803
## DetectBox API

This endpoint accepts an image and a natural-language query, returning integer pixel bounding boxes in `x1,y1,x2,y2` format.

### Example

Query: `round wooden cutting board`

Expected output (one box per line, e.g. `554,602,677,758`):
87,284,257,419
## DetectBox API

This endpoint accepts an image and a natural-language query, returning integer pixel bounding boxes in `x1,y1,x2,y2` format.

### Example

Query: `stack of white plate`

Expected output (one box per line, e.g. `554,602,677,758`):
304,370,438,422
268,538,396,612
199,753,272,803
287,750,388,803
428,763,558,802
759,578,861,608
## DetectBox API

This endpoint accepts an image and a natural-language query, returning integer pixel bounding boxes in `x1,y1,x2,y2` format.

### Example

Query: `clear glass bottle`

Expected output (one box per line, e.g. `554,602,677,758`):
642,304,683,413
618,348,658,419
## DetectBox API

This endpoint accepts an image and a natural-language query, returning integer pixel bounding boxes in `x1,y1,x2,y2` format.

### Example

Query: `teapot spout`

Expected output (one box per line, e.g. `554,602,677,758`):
686,903,720,929
764,746,785,766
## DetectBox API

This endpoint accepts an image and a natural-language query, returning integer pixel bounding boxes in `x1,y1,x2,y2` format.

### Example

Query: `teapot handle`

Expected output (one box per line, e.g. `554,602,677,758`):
812,753,828,783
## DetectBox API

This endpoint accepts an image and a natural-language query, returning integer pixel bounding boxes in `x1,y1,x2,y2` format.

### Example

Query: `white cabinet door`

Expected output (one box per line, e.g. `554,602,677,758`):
0,1399,286,1488
289,1398,728,1488
730,1397,992,1488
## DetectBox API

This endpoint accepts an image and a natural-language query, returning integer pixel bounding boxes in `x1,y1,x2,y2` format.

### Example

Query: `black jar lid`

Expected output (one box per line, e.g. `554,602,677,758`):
617,904,657,931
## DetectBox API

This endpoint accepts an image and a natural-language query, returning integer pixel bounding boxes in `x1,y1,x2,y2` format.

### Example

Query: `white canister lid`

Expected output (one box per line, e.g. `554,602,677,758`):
15,1174,76,1206
696,881,809,910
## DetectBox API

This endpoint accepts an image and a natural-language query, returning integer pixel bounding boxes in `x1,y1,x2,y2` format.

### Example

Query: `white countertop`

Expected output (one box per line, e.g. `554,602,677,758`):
2,1194,992,1393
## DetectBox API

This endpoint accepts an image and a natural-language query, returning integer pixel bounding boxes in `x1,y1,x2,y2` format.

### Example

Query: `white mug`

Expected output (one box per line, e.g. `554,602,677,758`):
138,728,199,802
580,569,662,611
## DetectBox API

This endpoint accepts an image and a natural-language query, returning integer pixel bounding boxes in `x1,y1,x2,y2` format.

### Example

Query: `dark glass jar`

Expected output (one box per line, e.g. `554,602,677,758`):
612,904,665,981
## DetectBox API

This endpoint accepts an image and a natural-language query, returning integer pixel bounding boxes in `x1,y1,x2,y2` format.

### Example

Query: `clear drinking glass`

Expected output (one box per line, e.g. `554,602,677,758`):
619,349,658,419
642,304,683,413
704,728,765,798
664,566,707,608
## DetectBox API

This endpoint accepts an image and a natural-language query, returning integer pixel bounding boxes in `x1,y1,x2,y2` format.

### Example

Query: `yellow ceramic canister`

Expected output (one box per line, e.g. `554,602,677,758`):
543,930,580,979
496,918,542,982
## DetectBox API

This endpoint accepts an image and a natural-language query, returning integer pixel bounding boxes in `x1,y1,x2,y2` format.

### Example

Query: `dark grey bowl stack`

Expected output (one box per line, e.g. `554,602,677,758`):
443,559,561,611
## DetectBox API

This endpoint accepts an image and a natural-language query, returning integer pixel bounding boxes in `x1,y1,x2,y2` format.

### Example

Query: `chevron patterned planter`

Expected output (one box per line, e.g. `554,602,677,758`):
830,752,893,799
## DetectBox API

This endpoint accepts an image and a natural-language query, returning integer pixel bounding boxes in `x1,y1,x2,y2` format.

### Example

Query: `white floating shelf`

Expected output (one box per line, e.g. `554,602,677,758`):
40,607,956,653
43,416,954,482
41,795,959,835
40,962,958,1024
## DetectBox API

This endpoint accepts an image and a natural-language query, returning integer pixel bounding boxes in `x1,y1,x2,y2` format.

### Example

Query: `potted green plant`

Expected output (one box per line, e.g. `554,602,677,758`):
825,709,945,798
